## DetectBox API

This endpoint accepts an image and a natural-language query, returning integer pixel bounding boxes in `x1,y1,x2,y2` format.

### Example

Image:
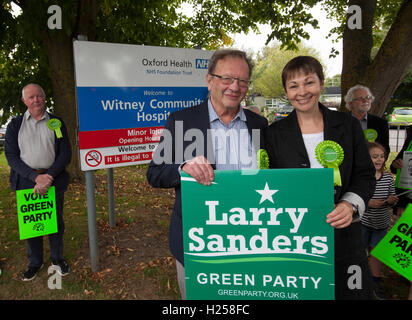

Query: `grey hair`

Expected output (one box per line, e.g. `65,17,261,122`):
344,84,374,110
21,83,46,100
208,48,254,78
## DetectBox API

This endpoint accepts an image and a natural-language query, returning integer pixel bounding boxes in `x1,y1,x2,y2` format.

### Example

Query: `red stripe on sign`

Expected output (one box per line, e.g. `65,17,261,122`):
104,152,153,164
78,127,163,149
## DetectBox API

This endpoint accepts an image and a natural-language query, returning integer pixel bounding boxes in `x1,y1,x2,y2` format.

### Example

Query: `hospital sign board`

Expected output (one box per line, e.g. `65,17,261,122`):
73,41,212,171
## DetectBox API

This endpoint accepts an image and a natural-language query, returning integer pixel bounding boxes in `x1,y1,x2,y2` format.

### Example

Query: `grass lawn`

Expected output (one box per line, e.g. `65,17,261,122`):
0,151,179,299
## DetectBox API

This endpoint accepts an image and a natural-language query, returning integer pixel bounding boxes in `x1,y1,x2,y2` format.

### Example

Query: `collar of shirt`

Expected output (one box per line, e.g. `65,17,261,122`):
351,111,368,121
24,110,49,122
207,99,246,126
207,99,256,170
351,112,368,131
19,110,55,170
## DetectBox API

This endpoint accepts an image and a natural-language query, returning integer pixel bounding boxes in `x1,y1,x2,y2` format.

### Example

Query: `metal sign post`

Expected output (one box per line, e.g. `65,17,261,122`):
85,170,99,272
84,167,115,272
107,168,115,228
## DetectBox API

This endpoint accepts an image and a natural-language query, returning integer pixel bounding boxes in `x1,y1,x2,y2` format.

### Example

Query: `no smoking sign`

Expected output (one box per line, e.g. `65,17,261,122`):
85,150,102,167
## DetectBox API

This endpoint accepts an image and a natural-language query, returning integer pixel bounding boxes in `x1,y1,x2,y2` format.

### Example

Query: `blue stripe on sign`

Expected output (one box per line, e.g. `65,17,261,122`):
77,86,208,131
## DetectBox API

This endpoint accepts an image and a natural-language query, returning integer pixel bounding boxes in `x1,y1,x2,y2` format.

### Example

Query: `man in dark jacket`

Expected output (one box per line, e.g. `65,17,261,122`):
146,49,267,299
344,84,390,156
5,83,72,281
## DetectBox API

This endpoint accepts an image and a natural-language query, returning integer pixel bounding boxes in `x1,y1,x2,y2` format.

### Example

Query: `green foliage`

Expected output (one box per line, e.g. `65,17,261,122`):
96,0,188,47
325,74,341,87
375,0,404,28
1,0,410,125
0,1,55,123
318,0,404,57
0,0,322,123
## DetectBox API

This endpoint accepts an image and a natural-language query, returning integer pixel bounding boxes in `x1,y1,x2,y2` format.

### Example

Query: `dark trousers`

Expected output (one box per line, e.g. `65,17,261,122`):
334,221,373,300
27,191,65,267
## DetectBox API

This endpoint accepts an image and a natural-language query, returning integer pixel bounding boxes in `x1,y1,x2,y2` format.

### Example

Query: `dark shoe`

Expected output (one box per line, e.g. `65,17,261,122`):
22,264,44,281
51,259,70,276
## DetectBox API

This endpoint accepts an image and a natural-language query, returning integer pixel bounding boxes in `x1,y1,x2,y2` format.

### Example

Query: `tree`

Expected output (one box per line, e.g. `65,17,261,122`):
0,0,321,179
3,1,410,179
248,0,412,117
321,0,412,115
2,0,202,179
388,66,412,110
197,0,412,118
325,74,341,88
341,0,412,116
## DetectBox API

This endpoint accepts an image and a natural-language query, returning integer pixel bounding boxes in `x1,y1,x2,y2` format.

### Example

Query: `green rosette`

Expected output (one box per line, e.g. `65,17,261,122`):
364,128,378,142
47,119,62,138
315,140,344,186
257,149,269,169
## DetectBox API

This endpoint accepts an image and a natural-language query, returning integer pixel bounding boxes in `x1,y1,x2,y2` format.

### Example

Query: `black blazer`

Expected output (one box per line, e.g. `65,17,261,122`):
265,104,375,206
367,113,390,156
5,113,72,193
146,100,268,264
264,104,375,299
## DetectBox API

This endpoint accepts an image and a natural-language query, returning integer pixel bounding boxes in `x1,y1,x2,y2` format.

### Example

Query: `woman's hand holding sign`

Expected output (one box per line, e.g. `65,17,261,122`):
326,201,353,229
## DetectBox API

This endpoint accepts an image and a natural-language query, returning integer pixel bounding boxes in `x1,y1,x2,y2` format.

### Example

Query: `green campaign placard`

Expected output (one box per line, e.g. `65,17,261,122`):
16,186,58,240
181,169,335,300
371,204,412,281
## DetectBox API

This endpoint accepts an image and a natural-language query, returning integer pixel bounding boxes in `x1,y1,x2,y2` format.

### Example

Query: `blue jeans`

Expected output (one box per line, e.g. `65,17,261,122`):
361,225,387,249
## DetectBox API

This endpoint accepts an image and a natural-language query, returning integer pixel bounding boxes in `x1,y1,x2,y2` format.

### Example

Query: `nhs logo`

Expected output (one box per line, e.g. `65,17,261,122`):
195,59,209,69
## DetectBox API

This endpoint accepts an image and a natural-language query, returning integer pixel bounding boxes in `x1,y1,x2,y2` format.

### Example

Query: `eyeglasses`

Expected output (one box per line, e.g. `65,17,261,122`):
209,73,250,88
353,96,373,102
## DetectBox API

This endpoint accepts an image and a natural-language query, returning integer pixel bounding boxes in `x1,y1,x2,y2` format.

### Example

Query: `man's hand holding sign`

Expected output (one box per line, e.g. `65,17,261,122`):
34,174,54,195
182,156,214,186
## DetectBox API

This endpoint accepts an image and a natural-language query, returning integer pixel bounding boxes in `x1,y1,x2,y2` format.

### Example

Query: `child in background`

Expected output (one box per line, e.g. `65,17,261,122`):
362,142,398,299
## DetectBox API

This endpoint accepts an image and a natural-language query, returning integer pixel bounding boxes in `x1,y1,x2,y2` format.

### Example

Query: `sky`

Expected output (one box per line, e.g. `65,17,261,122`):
231,4,343,78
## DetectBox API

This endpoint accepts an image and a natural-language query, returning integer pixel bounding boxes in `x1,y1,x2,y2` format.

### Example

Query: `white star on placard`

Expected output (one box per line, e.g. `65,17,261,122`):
255,182,278,204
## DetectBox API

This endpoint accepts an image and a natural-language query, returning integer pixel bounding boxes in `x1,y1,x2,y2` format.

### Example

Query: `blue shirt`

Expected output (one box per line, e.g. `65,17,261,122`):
207,99,257,170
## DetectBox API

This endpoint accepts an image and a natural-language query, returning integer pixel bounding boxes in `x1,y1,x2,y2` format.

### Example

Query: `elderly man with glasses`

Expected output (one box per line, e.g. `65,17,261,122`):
146,49,268,299
344,84,390,156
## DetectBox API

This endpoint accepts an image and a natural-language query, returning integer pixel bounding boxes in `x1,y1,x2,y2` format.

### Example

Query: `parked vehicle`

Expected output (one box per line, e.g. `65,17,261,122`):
387,107,412,127
274,106,294,121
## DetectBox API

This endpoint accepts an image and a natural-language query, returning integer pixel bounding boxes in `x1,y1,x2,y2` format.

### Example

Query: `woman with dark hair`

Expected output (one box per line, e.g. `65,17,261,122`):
265,56,376,299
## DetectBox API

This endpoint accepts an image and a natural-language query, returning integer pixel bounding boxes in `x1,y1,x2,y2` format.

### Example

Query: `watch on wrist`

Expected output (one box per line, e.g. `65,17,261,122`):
351,203,358,214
